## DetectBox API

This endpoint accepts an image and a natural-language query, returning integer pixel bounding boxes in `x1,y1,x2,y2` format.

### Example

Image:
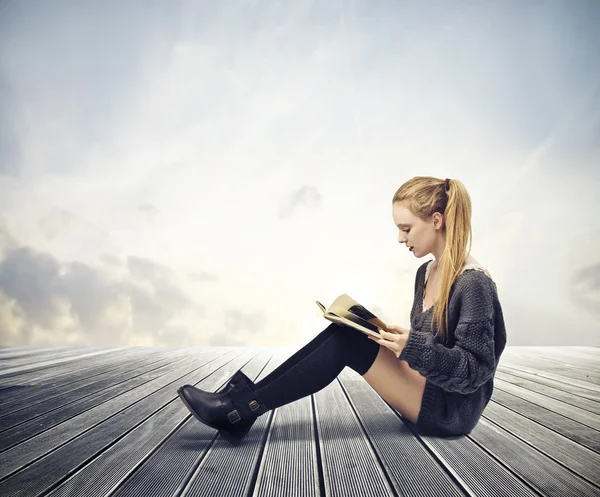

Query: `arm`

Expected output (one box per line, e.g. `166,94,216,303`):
398,272,497,394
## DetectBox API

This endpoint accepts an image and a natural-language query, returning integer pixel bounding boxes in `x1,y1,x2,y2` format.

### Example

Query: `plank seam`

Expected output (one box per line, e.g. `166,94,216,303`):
467,417,559,497
479,412,600,492
335,378,400,497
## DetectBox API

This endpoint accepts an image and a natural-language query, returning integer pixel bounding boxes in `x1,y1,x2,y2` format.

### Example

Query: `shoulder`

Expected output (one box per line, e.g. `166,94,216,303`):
453,269,497,322
455,267,496,295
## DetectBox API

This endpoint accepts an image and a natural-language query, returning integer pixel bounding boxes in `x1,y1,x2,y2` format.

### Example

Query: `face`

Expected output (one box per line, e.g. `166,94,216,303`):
392,201,445,258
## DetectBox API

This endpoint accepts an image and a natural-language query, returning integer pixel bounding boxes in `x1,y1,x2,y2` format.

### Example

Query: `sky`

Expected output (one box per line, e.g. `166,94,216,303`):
0,0,599,348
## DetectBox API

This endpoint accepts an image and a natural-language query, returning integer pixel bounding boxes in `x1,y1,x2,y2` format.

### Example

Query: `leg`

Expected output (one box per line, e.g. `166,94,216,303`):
253,323,339,390
362,344,427,424
253,323,380,410
178,324,380,445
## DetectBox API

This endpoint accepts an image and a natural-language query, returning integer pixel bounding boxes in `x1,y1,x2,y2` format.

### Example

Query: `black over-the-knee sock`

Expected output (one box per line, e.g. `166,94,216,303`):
253,323,380,411
254,323,339,391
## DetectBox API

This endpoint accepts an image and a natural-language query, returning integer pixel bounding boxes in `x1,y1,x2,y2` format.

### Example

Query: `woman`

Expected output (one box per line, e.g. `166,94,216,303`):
178,176,507,445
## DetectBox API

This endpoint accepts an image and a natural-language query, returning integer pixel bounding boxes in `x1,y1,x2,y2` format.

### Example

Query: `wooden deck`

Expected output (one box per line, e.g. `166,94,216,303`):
0,345,598,497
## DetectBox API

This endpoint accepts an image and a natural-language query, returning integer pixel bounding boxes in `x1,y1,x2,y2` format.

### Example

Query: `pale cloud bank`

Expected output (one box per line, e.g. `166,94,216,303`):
0,0,599,347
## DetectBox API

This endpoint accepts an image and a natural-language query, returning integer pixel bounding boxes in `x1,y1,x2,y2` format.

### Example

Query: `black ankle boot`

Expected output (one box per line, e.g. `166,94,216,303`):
177,369,269,446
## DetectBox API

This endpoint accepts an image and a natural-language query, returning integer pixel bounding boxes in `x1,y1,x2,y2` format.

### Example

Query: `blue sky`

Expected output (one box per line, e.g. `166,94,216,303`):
0,0,599,347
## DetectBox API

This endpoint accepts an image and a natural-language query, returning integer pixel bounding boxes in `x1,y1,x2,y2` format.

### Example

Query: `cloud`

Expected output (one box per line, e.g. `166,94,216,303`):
207,331,245,347
0,80,20,178
1,1,599,348
568,260,600,317
0,216,18,259
188,271,219,282
277,185,323,219
0,224,203,346
38,207,75,241
224,308,266,335
137,203,159,223
100,253,121,267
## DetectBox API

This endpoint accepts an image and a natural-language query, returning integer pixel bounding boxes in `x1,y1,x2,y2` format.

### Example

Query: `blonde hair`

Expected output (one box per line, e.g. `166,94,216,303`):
392,176,473,340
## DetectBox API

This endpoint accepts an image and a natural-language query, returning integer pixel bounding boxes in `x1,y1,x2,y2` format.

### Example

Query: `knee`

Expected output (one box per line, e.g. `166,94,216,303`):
335,326,371,347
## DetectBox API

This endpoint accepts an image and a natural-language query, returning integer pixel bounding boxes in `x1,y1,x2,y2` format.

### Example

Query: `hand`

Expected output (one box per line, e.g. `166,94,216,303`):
368,324,410,358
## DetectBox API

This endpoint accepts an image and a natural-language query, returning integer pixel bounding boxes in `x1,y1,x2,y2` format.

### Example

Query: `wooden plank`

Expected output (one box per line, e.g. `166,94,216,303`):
0,349,235,491
0,347,158,384
0,348,170,414
482,400,600,487
41,349,270,497
1,345,598,497
494,370,600,415
497,363,600,395
313,371,396,497
251,348,321,497
0,350,193,449
469,417,599,497
497,364,600,403
0,347,125,377
0,347,96,368
489,389,599,452
505,349,600,377
0,346,77,360
170,351,308,497
493,378,600,430
339,368,538,497
500,354,599,386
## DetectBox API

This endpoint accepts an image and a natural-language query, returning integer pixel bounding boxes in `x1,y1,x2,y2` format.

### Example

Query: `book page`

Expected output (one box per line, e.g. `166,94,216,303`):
322,312,381,338
315,294,387,337
328,294,387,331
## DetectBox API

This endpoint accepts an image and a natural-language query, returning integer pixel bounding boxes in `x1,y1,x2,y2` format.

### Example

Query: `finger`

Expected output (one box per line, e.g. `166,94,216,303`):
388,326,405,334
372,335,394,346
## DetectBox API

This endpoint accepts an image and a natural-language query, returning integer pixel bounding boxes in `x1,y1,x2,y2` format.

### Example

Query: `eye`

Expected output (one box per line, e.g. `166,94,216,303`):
402,229,410,233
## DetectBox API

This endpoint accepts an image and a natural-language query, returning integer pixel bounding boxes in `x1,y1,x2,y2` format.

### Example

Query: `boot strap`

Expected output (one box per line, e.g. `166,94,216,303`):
226,398,266,423
248,399,268,415
227,409,242,424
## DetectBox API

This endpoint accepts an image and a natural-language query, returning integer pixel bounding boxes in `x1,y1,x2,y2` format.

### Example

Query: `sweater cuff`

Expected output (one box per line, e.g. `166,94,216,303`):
398,329,428,368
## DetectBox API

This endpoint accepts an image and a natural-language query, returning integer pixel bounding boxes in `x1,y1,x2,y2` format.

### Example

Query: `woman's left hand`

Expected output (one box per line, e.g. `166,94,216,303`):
368,325,410,358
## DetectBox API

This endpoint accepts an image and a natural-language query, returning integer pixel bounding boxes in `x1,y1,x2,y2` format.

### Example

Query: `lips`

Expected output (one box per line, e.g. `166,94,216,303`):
409,246,414,252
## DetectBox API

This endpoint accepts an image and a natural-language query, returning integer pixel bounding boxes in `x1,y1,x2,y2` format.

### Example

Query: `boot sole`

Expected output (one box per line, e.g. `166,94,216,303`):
177,387,243,446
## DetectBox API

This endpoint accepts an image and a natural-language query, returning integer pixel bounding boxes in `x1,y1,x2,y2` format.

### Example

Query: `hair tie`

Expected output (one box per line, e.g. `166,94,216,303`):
444,178,451,192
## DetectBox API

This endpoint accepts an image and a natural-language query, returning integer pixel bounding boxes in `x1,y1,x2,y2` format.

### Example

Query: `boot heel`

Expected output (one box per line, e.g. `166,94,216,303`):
218,428,244,446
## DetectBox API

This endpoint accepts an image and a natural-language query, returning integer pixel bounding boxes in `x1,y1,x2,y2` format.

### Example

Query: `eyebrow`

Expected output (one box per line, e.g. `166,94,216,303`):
396,223,411,227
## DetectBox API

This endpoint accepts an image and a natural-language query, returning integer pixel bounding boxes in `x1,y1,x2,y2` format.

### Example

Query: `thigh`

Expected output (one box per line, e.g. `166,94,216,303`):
361,344,427,424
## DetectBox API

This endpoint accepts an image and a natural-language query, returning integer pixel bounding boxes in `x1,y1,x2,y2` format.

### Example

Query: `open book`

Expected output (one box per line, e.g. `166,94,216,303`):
315,294,387,338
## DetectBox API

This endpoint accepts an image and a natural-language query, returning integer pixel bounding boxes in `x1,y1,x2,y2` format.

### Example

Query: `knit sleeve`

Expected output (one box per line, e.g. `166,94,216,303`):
398,272,497,394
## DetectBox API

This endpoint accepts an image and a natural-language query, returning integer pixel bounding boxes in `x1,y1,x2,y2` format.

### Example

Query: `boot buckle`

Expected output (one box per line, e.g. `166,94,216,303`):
227,410,241,424
249,400,260,411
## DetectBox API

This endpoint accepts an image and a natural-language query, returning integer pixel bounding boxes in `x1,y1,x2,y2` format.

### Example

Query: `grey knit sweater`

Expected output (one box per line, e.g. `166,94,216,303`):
398,259,507,436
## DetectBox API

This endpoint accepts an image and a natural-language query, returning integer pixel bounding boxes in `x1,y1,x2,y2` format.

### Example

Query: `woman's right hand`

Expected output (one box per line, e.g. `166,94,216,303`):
385,324,410,335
